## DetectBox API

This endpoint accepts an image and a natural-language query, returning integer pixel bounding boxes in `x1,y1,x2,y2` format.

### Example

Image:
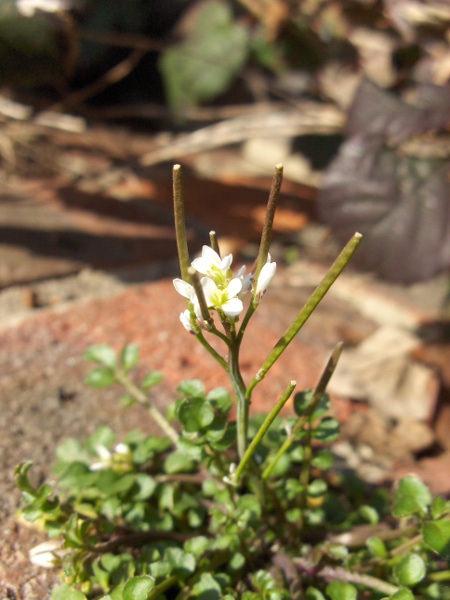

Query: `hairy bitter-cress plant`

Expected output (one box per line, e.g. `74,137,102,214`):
16,165,450,600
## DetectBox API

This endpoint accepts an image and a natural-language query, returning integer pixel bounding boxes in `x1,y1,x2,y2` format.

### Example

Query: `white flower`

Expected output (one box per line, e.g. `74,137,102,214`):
191,246,232,285
255,255,276,299
90,443,132,472
173,278,209,325
29,540,62,568
201,276,243,317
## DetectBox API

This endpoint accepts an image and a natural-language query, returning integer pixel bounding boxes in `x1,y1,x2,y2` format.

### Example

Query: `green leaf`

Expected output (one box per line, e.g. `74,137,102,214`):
164,452,195,474
85,368,116,388
177,438,204,461
190,572,222,600
206,387,232,413
159,0,249,115
306,587,326,600
120,344,139,372
51,585,88,600
165,548,196,578
423,519,450,557
133,474,156,500
177,397,215,432
394,553,426,586
311,450,334,471
359,505,379,525
312,417,340,443
431,496,450,519
84,345,117,370
14,461,36,496
141,371,163,391
177,379,205,398
123,576,154,600
308,479,328,497
184,536,209,558
326,581,357,600
366,537,388,558
387,589,415,600
392,477,431,517
294,390,330,420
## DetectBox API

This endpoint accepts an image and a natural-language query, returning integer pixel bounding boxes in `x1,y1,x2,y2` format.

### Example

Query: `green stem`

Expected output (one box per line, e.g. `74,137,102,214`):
263,343,343,479
195,329,228,370
235,381,296,484
173,165,190,281
389,533,423,557
228,338,248,460
115,371,179,445
246,233,362,399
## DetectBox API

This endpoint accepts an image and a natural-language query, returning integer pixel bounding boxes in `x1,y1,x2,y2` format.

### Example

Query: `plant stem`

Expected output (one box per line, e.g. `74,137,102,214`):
235,381,296,484
173,165,190,281
246,233,362,399
253,164,283,300
316,566,400,596
227,338,249,460
209,230,221,255
114,371,179,444
262,343,343,479
194,330,228,369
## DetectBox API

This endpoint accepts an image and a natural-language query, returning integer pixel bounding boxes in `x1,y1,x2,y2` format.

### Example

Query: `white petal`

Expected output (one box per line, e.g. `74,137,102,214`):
256,261,276,296
220,254,233,270
173,278,194,299
200,277,218,305
226,277,243,298
115,443,130,455
180,310,194,333
96,445,111,460
222,298,243,317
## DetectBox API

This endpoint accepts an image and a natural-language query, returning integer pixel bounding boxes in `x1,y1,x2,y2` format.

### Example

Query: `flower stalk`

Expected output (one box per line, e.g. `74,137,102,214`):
246,233,362,400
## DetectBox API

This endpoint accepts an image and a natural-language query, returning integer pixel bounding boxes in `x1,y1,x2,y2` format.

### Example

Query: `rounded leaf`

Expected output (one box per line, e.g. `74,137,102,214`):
388,589,415,600
121,344,139,372
326,581,357,600
423,519,450,558
123,576,155,600
85,368,115,388
84,345,117,370
394,554,426,587
366,536,388,558
392,477,431,517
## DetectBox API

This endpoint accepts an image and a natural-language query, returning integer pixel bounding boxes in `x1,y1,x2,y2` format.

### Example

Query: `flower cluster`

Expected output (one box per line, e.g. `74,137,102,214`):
173,245,276,332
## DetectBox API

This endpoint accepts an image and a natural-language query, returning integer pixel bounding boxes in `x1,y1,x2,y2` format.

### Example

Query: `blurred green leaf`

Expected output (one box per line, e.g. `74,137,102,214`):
120,345,139,373
423,519,450,558
392,477,431,517
326,581,357,600
141,371,163,391
84,345,117,370
159,0,249,115
51,586,88,600
85,368,116,388
123,576,154,600
394,553,426,587
177,379,205,398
